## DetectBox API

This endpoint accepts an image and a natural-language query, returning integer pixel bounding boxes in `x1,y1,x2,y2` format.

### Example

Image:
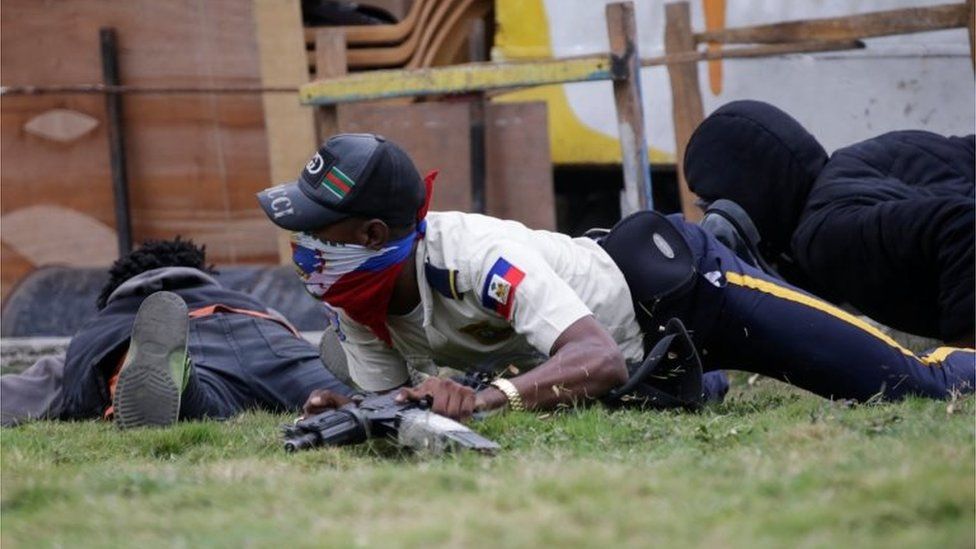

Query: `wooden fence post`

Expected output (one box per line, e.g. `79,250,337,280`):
315,28,347,141
607,1,654,215
968,0,974,72
665,1,705,221
252,0,318,263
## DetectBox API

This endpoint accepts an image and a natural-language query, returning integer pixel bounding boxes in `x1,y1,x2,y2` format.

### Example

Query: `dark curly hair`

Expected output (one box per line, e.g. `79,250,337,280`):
96,237,218,310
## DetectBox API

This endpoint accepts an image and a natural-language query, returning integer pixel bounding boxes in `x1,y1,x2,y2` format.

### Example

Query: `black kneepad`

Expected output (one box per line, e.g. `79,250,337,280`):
600,210,696,329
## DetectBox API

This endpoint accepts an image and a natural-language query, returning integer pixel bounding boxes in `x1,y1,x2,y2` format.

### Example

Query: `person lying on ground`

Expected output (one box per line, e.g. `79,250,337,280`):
685,100,975,346
0,238,353,428
256,133,974,422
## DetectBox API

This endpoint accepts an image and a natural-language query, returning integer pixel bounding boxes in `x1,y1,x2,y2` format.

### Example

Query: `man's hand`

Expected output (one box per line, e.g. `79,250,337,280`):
395,377,476,422
302,389,354,418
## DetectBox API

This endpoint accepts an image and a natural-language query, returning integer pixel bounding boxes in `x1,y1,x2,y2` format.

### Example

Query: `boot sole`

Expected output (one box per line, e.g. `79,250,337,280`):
113,291,188,429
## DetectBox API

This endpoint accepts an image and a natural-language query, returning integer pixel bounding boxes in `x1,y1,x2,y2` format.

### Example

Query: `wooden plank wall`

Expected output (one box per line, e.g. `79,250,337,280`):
0,0,280,301
252,0,318,263
337,101,555,230
338,102,475,212
484,102,555,229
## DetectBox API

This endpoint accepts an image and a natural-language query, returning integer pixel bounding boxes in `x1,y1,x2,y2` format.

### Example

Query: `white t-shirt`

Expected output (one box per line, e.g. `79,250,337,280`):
330,211,644,391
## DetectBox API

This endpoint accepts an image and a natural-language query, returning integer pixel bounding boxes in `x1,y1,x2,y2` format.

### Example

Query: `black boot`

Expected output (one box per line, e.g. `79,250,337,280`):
700,199,777,275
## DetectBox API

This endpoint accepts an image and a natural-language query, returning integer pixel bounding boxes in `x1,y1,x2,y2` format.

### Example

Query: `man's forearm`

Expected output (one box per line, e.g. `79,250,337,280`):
475,317,627,413
515,345,625,410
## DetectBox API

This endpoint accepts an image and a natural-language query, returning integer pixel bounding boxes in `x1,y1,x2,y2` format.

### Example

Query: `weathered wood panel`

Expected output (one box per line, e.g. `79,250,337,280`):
336,100,554,229
1,0,281,300
485,102,555,230
252,0,319,263
337,101,473,213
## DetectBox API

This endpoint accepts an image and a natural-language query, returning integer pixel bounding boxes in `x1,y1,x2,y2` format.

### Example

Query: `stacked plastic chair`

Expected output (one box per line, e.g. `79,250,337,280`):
304,0,492,74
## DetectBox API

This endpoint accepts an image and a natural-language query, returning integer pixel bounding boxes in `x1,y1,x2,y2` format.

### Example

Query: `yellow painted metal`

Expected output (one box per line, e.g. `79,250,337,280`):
493,0,553,60
300,56,613,105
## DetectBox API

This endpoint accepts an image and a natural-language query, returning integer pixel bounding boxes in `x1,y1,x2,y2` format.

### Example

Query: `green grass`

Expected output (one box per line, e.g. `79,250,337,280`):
2,377,974,548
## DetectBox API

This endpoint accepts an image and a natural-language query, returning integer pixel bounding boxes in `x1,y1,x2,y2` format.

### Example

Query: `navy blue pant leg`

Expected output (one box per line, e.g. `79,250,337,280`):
662,216,974,401
179,314,353,420
702,371,730,403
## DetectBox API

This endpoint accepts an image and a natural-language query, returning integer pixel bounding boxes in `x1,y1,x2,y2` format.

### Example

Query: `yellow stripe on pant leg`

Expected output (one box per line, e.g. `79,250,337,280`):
724,272,920,361
920,346,976,366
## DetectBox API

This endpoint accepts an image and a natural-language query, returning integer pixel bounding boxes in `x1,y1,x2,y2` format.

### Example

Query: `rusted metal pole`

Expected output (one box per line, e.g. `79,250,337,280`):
607,1,653,215
0,84,300,96
100,28,132,256
469,98,487,214
468,18,489,215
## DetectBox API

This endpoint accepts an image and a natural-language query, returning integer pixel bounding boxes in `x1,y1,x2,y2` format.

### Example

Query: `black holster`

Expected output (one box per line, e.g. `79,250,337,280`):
601,317,705,410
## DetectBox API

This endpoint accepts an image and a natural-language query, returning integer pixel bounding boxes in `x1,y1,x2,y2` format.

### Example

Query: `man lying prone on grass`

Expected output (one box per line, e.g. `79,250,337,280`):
257,134,975,423
1,238,354,428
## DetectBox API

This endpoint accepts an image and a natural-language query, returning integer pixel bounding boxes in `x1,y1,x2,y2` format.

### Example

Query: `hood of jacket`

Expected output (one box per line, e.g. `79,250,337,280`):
683,100,828,258
106,266,221,305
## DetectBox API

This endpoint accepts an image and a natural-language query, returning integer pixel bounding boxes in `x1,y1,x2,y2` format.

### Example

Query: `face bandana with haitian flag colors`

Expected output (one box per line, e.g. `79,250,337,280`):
291,171,437,346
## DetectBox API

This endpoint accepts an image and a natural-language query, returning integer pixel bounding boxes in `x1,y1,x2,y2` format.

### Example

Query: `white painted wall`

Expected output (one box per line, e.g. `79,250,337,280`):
538,0,974,155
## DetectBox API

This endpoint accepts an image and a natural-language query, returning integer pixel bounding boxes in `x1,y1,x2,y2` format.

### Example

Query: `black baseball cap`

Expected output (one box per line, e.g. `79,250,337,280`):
257,133,425,231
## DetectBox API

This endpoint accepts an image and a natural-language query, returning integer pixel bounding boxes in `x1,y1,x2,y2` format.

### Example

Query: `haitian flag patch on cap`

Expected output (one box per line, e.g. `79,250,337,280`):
481,257,526,320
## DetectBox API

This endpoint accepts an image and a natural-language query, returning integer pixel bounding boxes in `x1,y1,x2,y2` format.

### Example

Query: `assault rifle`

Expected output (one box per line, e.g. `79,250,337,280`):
281,391,500,455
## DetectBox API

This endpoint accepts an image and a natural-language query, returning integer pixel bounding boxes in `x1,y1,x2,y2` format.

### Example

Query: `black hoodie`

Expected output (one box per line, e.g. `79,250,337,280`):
683,100,828,287
684,100,975,342
796,130,975,341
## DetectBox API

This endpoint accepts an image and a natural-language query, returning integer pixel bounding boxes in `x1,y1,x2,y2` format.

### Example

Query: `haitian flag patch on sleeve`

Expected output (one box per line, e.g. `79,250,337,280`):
481,257,526,319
